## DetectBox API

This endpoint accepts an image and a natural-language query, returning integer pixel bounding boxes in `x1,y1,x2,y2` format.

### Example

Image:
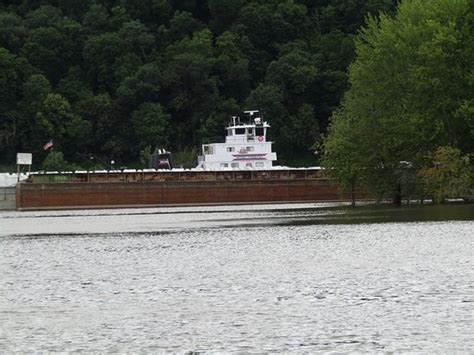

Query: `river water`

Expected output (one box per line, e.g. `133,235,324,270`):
1,203,473,352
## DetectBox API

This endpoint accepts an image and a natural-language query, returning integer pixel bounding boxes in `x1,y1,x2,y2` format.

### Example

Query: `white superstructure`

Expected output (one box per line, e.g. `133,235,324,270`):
197,110,277,170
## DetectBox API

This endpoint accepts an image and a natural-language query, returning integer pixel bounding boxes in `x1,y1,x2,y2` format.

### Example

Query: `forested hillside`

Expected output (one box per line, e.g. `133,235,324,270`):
0,0,397,169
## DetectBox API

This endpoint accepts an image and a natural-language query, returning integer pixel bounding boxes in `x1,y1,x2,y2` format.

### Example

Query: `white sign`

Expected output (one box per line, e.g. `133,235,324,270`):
17,153,32,165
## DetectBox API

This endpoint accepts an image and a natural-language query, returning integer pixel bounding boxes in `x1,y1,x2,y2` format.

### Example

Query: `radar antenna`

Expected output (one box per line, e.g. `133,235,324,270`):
244,110,259,116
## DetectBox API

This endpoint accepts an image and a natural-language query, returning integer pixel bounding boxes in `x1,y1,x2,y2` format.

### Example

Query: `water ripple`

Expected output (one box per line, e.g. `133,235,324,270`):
0,204,473,352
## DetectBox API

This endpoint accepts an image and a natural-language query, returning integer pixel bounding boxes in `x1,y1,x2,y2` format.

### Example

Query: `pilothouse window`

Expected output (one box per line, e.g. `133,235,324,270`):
203,145,213,154
255,127,264,136
235,128,245,135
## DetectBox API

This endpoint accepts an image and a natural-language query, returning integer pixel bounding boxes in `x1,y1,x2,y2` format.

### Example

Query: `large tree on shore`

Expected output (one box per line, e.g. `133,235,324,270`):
322,0,474,203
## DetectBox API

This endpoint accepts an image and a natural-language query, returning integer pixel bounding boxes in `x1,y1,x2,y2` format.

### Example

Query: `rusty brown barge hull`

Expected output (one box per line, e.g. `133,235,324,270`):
16,169,349,210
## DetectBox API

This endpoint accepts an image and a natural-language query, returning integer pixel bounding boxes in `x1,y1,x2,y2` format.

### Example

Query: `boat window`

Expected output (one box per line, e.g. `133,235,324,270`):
256,162,264,167
247,129,253,135
255,127,264,136
220,163,229,168
235,128,245,135
226,147,235,152
231,162,239,168
203,145,213,154
246,162,252,167
246,146,254,152
227,129,233,136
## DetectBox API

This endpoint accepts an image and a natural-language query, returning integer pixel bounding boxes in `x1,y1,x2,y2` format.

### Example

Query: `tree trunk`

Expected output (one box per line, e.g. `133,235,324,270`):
393,184,402,205
350,183,355,206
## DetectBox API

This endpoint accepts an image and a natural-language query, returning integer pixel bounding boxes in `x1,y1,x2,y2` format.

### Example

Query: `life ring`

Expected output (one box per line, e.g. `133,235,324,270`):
257,136,264,142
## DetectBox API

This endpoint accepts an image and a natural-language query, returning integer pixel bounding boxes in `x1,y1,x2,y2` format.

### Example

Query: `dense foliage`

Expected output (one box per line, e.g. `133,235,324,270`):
322,0,473,203
0,0,397,169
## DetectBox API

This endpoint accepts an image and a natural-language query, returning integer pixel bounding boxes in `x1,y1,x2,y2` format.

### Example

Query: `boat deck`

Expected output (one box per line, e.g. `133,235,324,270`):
26,168,328,184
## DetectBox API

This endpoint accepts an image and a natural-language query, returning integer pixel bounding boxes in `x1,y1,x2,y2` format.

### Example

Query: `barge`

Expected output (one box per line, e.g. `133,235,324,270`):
16,168,347,210
16,111,350,210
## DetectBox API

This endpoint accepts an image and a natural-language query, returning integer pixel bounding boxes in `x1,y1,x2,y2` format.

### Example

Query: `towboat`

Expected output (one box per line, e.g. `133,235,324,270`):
197,110,277,170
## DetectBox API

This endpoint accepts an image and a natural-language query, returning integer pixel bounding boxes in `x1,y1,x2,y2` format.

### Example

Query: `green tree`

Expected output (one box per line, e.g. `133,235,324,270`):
83,31,127,90
36,93,92,159
0,47,19,109
22,74,51,114
162,29,217,148
0,12,26,53
82,4,110,34
158,11,204,45
265,47,318,106
208,0,243,34
323,0,474,203
321,110,365,205
20,6,83,85
42,150,67,171
312,31,355,130
131,102,170,150
24,5,63,29
199,97,240,140
214,31,250,100
236,1,312,80
57,66,91,103
75,92,117,157
313,0,396,34
118,20,154,60
116,62,162,107
0,47,21,159
15,74,52,156
418,146,472,203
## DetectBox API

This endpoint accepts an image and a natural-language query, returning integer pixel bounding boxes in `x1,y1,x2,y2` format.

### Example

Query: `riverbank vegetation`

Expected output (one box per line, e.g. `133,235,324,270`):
322,0,473,204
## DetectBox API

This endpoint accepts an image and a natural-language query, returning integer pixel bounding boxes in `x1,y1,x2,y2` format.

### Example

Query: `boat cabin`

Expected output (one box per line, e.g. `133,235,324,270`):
197,110,277,170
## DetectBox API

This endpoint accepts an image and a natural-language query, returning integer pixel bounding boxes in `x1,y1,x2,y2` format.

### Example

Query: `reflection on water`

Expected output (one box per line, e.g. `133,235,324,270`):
278,203,474,225
0,203,473,352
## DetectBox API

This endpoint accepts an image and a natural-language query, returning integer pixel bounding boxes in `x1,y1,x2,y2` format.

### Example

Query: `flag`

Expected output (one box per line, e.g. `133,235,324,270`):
43,139,53,151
